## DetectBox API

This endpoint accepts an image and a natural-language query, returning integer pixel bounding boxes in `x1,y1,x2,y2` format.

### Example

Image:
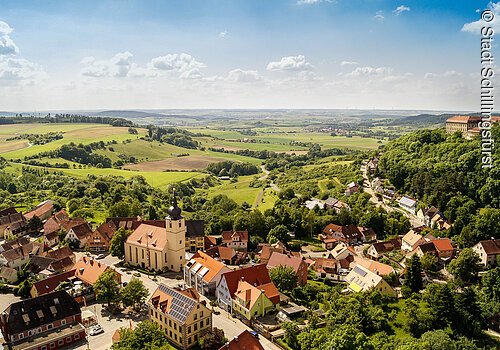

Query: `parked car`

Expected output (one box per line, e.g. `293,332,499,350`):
96,254,106,260
89,325,104,336
250,331,259,339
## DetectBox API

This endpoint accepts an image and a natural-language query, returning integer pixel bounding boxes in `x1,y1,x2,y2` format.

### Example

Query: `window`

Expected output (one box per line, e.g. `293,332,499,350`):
58,340,64,346
169,320,172,327
160,315,162,322
194,314,197,320
41,346,47,350
50,342,55,349
200,311,203,317
187,326,191,333
188,337,192,344
180,256,182,260
180,240,182,245
47,324,53,330
74,334,80,340
194,324,198,331
174,323,177,330
61,319,66,326
142,250,144,259
18,333,24,340
66,336,72,342
174,334,177,341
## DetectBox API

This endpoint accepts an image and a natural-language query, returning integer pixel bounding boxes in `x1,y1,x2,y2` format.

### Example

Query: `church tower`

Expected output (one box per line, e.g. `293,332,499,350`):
165,190,186,272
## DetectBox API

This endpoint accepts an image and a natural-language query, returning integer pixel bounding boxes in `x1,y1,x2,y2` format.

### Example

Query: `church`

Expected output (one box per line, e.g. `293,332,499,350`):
124,195,186,272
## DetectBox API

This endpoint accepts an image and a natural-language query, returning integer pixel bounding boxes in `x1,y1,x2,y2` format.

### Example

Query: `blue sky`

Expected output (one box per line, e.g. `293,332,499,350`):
0,0,496,110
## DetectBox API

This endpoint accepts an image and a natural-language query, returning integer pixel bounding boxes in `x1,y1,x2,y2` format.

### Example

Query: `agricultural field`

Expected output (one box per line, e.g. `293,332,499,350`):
0,123,147,159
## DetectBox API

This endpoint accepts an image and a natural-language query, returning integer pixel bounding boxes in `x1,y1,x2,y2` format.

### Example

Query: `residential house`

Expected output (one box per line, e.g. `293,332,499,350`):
311,258,350,281
219,330,265,350
367,158,379,174
366,237,402,260
344,265,395,296
148,284,212,349
267,252,308,286
204,235,219,250
185,220,205,253
417,207,451,230
85,221,117,252
352,257,395,277
304,199,325,210
0,267,18,284
430,238,454,260
324,197,350,214
0,243,32,271
345,182,359,196
222,231,249,251
0,290,85,350
401,230,426,252
205,246,246,266
24,199,54,222
216,264,279,314
472,239,500,268
184,251,231,296
30,270,77,298
124,197,186,272
73,256,121,288
319,224,365,250
232,280,278,321
328,242,357,262
64,222,93,249
0,208,27,239
399,196,417,214
258,242,288,264
445,115,481,137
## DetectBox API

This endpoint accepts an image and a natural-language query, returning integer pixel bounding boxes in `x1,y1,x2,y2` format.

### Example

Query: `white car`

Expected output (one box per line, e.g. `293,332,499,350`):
95,254,106,260
89,325,104,336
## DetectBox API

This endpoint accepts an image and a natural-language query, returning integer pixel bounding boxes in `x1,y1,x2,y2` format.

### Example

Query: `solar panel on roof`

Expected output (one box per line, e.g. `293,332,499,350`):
353,266,367,277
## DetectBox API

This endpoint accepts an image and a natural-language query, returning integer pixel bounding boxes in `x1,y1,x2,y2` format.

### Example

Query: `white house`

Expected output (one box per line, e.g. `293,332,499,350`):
399,196,417,214
472,239,500,268
401,230,426,252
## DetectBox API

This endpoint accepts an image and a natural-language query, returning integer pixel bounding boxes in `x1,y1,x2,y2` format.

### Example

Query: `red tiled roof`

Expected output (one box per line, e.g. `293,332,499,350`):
267,252,305,275
221,264,272,298
95,221,117,241
219,330,264,350
222,230,249,243
31,269,76,296
446,115,481,123
480,239,500,255
44,246,75,261
24,200,54,220
431,238,453,252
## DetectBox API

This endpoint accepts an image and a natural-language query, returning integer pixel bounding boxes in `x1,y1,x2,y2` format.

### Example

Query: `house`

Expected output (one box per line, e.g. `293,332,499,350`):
304,199,325,210
0,208,27,239
445,115,481,137
204,235,219,250
0,266,18,284
324,198,350,214
232,280,278,321
258,241,288,264
85,221,117,252
44,211,87,246
185,220,205,253
24,199,54,221
320,224,366,248
0,290,85,350
417,207,451,230
64,222,93,249
184,251,231,296
73,256,121,288
345,182,359,196
205,246,246,266
44,246,76,264
366,237,402,260
311,258,349,281
399,196,417,214
0,244,32,271
417,206,440,226
219,330,265,350
148,284,212,349
344,264,395,296
216,264,279,314
472,239,500,268
267,252,308,286
222,231,249,251
328,242,357,262
30,269,77,298
352,257,395,276
409,242,438,259
430,238,454,260
401,230,426,252
367,158,379,174
124,196,186,272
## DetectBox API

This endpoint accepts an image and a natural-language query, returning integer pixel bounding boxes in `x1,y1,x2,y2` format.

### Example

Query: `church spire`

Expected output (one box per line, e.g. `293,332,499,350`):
167,188,182,220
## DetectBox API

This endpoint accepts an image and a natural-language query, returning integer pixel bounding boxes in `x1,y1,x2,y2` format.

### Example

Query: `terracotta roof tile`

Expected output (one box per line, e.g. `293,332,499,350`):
219,330,265,350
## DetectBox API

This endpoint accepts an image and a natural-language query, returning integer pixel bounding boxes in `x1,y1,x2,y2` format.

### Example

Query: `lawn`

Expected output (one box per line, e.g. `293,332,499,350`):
202,175,263,207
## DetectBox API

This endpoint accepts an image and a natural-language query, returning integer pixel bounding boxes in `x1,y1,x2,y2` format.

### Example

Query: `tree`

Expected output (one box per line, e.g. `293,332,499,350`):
120,278,149,311
482,267,500,303
112,320,173,350
267,224,290,244
328,324,373,350
94,268,120,307
282,322,300,350
198,327,226,349
110,228,131,257
404,254,423,294
27,215,43,233
420,253,439,274
269,266,297,293
424,283,454,330
448,248,481,283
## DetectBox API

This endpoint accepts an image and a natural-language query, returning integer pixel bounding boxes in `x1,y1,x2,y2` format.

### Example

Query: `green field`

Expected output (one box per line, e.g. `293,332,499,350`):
0,124,147,159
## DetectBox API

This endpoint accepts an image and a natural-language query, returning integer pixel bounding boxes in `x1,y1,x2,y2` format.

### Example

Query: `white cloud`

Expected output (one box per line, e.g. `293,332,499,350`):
81,51,134,77
373,10,385,22
346,66,393,77
226,69,262,83
393,5,410,15
0,57,43,81
0,21,18,55
150,53,205,73
267,55,313,72
297,0,333,4
424,70,462,79
462,2,500,33
218,30,228,38
179,68,204,80
340,61,358,66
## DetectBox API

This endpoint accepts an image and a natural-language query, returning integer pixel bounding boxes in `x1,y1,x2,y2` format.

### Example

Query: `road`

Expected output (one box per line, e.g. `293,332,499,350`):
361,165,422,228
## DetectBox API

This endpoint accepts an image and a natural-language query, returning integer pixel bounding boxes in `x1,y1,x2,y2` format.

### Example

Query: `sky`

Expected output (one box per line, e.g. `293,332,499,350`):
0,0,498,111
